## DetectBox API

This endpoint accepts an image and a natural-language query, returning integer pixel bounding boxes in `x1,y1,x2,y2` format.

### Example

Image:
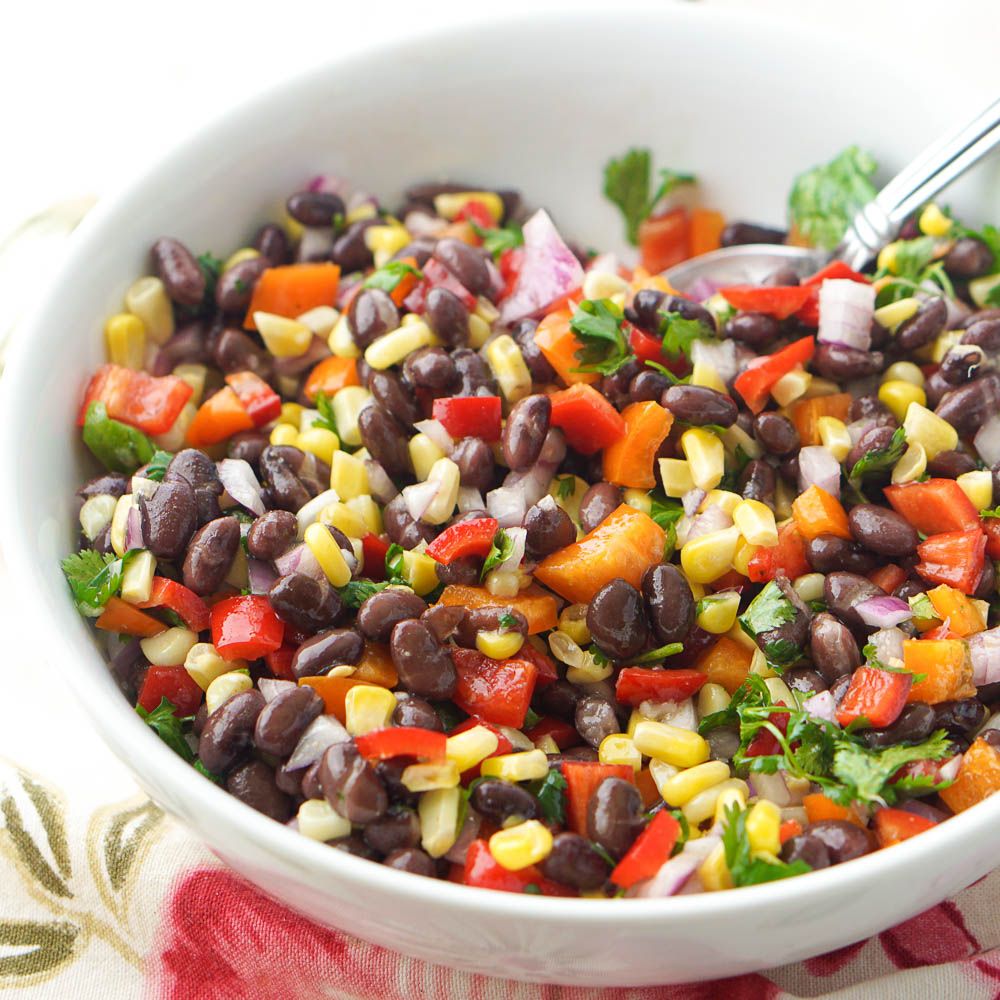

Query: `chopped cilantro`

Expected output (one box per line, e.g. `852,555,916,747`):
649,493,684,530
481,529,515,580
788,145,878,251
570,298,634,375
137,698,194,763
626,642,684,665
523,883,543,895
498,612,519,630
849,426,907,480
62,547,140,615
554,475,576,502
527,768,568,826
432,700,468,733
980,506,1000,519
384,543,406,584
363,259,424,294
644,360,687,385
337,579,390,608
82,401,155,473
195,251,224,312
470,220,524,258
312,391,339,436
662,520,677,562
832,732,954,804
590,646,609,668
721,803,811,887
738,580,800,665
657,311,714,363
908,592,937,619
144,449,174,482
603,148,695,245
522,707,541,730
194,760,225,785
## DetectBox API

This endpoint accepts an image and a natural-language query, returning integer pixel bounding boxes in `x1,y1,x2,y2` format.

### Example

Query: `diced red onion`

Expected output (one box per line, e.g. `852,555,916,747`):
444,809,482,864
272,335,332,377
295,488,341,537
685,503,733,543
335,277,361,310
365,460,398,504
968,627,1000,685
751,770,793,807
682,488,706,517
402,283,426,314
404,210,448,237
798,445,841,499
484,256,505,300
870,627,907,665
855,596,913,629
486,486,528,529
690,339,738,386
124,505,143,550
296,226,334,263
538,428,566,466
273,542,324,582
286,714,350,771
497,209,584,325
403,480,441,522
498,527,526,574
307,174,350,196
803,690,838,725
414,419,454,454
248,557,278,595
687,276,725,303
586,252,622,275
975,414,1000,467
939,756,962,783
217,459,265,516
818,279,875,350
457,487,485,513
628,835,720,898
846,418,876,446
258,678,297,702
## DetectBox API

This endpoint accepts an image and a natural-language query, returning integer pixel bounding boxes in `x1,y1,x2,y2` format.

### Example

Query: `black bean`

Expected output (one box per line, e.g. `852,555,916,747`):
896,298,947,351
574,696,621,749
332,834,380,859
269,574,344,635
403,347,457,394
940,346,985,386
926,449,978,479
935,373,1000,438
390,619,457,699
810,613,862,685
739,459,776,504
586,578,648,660
961,318,1000,352
642,563,695,645
364,806,420,855
331,219,377,272
629,370,671,404
454,607,528,649
829,674,852,706
320,743,387,824
348,288,399,350
848,395,893,424
502,394,551,470
587,778,644,861
143,479,196,561
383,847,437,877
845,425,897,475
762,266,801,287
624,289,666,333
579,482,622,534
253,223,289,267
805,534,878,576
512,318,556,383
289,628,364,680
450,437,495,493
215,256,268,313
754,412,800,456
382,495,436,550
246,510,297,561
784,667,827,695
433,555,481,587
357,588,428,642
780,834,831,870
198,690,266,775
433,238,489,295
470,779,540,826
924,370,953,410
77,473,130,499
724,311,780,348
227,760,291,822
253,686,324,757
975,559,996,602
847,504,918,558
375,757,419,808
181,516,240,595
227,430,269,470
358,407,412,480
933,699,987,738
392,237,437,269
523,499,576,559
859,703,937,749
662,385,738,428
152,321,212,373
720,222,786,247
213,328,273,380
151,237,205,307
392,694,444,731
805,820,872,864
548,747,599,765
424,287,470,348
812,343,884,380
539,680,584,722
286,190,345,227
539,832,609,890
420,606,466,645
452,348,498,397
944,236,994,278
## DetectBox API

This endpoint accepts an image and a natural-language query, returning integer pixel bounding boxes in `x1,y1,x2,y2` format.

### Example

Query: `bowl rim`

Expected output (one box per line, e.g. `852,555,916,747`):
2,0,999,934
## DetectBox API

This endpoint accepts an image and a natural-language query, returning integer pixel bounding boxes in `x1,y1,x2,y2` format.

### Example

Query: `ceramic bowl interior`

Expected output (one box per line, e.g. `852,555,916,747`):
4,5,1000,986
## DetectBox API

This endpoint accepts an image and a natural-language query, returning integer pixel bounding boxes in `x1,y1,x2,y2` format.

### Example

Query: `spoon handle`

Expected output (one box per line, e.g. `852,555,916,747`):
839,95,1000,271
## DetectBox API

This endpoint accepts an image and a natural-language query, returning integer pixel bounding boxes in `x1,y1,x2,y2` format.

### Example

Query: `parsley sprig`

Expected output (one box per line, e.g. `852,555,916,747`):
570,298,633,375
137,697,194,762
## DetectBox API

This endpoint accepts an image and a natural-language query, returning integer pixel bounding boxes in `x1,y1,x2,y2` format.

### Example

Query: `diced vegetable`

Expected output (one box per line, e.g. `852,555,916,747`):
77,365,193,436
244,263,340,330
914,529,986,595
792,485,851,540
424,518,499,565
186,386,254,449
451,649,538,728
884,479,983,536
610,810,682,888
638,207,691,274
835,666,911,729
548,383,627,454
719,285,813,320
602,401,673,488
903,639,976,704
137,664,203,716
561,761,635,835
210,595,285,661
733,336,815,413
435,585,558,635
939,738,1000,813
432,396,502,441
615,667,707,706
304,357,360,400
133,577,210,632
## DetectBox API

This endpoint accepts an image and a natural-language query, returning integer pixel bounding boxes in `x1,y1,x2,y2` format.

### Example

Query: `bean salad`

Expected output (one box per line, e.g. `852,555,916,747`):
63,146,1000,897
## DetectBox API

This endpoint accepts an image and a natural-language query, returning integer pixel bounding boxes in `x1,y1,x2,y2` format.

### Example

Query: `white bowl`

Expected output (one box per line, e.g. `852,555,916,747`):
4,5,1000,986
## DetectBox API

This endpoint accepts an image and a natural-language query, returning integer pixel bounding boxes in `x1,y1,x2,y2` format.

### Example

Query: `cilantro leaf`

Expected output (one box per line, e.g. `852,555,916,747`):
980,506,1000,519
62,547,140,615
522,707,541,729
432,700,468,732
312,391,339,436
144,449,174,482
363,259,424,294
908,592,937,620
194,760,225,785
650,169,697,209
337,579,390,608
649,494,684,531
554,475,576,501
849,426,907,480
738,580,800,665
626,642,684,665
570,298,634,375
137,697,194,762
788,145,878,251
523,883,543,895
481,529,515,580
82,401,155,473
604,148,652,245
657,311,714,363
470,221,524,258
590,645,609,668
721,803,811,887
384,543,407,585
498,612,519,630
527,768,568,827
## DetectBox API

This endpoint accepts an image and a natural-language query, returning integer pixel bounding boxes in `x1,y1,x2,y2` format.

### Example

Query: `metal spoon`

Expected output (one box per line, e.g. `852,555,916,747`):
663,95,1000,293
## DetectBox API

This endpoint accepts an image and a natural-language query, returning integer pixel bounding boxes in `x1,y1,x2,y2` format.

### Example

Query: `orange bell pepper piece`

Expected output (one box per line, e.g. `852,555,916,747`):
244,262,340,330
873,808,937,848
186,386,254,449
435,584,558,635
532,309,598,386
694,637,754,695
803,793,864,827
791,394,852,447
939,738,1000,813
602,401,673,488
689,208,726,258
925,585,986,638
903,639,976,704
298,676,379,724
95,597,168,638
303,357,360,401
792,485,851,540
354,642,398,687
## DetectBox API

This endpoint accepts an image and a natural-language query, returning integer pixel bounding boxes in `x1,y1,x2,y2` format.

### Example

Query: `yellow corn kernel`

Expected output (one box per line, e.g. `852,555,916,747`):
721,423,763,462
732,499,778,548
817,417,852,463
321,502,367,541
658,458,696,498
681,428,725,491
689,361,727,394
764,676,797,708
110,494,134,557
749,646,776,678
565,649,614,685
680,526,741,585
534,733,560,754
632,721,710,769
173,364,207,406
647,757,680,797
725,621,758,653
626,710,652,740
328,311,361,358
364,222,410,267
484,569,520,598
277,402,304,427
297,305,339,339
365,322,433,370
329,450,369,501
582,270,629,300
105,313,146,370
345,494,382,534
745,799,782,856
486,334,532,403
892,441,927,484
919,203,952,237
304,522,352,586
421,458,461,524
957,470,994,511
882,361,925,388
713,785,749,827
771,368,812,407
548,474,589,523
79,494,117,542
254,311,312,357
125,276,174,344
476,629,525,659
700,490,742,517
878,379,926,424
184,643,245,691
696,591,741,634
969,272,1000,309
877,241,901,274
346,201,378,224
297,427,339,466
480,749,549,783
225,545,248,591
418,787,461,858
698,842,733,891
599,734,642,771
792,572,826,604
623,488,652,515
409,433,446,481
467,313,492,348
205,670,251,716
661,761,731,808
488,819,554,870
269,423,299,447
330,386,372,447
697,682,731,719
873,296,920,333
902,402,957,460
297,798,351,842
731,536,757,577
222,247,260,272
120,550,157,604
400,550,440,596
402,760,461,792
344,684,396,736
685,777,749,826
434,191,504,222
445,725,499,772
558,604,591,646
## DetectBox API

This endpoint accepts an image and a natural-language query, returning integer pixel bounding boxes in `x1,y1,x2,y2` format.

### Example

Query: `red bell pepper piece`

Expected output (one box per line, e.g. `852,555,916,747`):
454,199,497,230
360,533,389,581
743,703,791,758
548,383,627,454
733,335,815,413
224,371,282,427
627,327,689,378
451,649,537,728
264,644,297,681
915,529,986,595
638,207,691,275
78,364,193,435
615,668,707,707
561,761,635,835
432,396,502,442
210,595,285,661
497,247,524,302
610,809,681,889
133,577,211,633
354,727,447,764
868,563,908,596
795,262,871,326
873,807,937,848
779,818,803,845
422,258,479,309
836,667,912,729
523,716,579,750
137,664,203,716
462,839,573,896
884,479,982,536
719,284,814,321
424,517,499,564
515,642,558,688
747,521,811,583
983,517,1000,560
